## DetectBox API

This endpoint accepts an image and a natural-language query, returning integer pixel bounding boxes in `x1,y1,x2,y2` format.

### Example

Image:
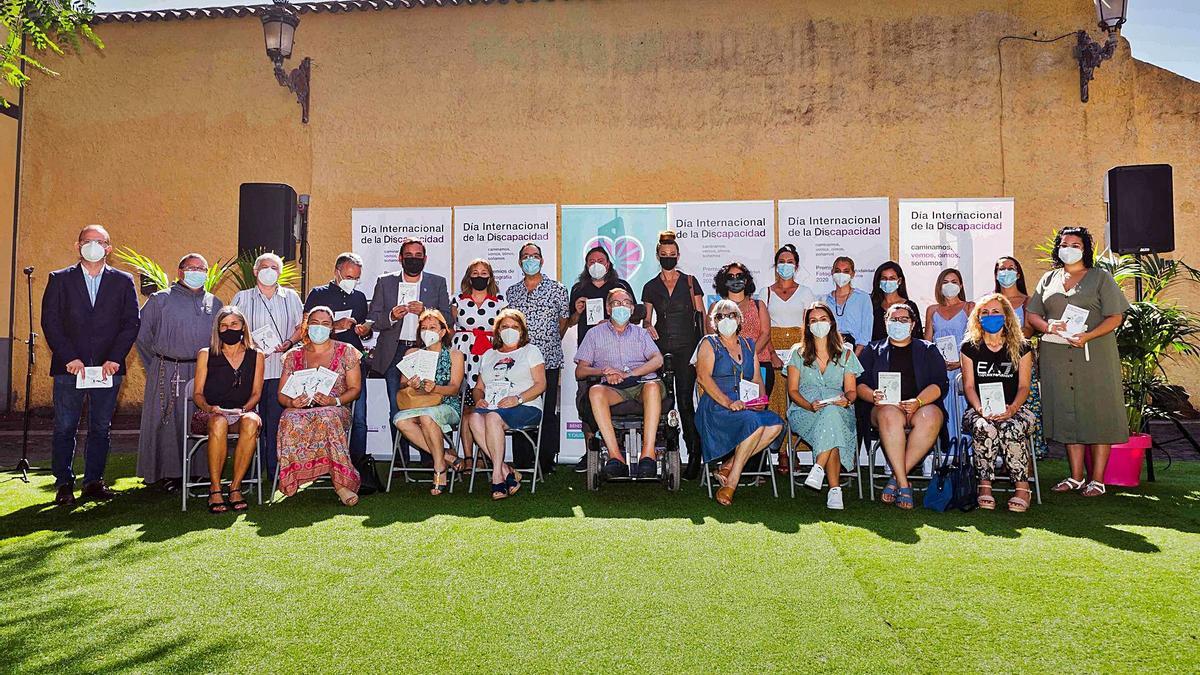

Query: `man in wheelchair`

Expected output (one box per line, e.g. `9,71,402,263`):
574,288,667,480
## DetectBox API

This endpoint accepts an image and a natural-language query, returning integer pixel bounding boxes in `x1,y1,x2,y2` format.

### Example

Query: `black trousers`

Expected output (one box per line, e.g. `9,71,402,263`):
661,349,702,479
513,367,560,473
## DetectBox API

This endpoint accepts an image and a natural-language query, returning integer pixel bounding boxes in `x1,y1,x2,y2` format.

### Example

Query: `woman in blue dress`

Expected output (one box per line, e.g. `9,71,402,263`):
924,268,974,447
695,299,784,506
785,303,862,510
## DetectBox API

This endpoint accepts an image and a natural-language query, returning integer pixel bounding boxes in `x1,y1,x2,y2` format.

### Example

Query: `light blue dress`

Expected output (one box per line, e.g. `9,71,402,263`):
931,306,970,445
695,335,784,463
785,347,863,470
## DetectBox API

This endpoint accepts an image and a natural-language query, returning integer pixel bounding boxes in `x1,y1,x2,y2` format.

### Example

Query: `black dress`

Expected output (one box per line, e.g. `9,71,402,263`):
641,272,704,476
203,349,258,409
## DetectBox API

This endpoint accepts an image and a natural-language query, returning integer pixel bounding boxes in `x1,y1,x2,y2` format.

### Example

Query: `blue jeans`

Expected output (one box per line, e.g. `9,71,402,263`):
260,378,282,478
52,374,122,487
350,364,368,464
384,344,429,461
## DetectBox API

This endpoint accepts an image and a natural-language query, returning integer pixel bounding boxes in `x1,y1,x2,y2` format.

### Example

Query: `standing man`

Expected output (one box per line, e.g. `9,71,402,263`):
305,252,381,493
41,225,141,506
232,252,305,479
136,253,223,492
367,238,451,466
504,242,568,474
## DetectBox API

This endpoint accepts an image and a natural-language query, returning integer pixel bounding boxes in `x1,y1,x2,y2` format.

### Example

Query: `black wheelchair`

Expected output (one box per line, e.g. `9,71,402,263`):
576,355,683,492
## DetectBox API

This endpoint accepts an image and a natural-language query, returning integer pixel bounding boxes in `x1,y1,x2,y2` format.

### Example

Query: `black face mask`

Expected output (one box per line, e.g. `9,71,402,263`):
218,328,243,346
658,256,678,271
469,276,491,291
401,257,425,276
726,278,747,293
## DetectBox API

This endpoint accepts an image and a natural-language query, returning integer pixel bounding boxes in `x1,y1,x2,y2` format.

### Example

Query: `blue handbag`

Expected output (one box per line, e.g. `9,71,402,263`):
924,437,975,512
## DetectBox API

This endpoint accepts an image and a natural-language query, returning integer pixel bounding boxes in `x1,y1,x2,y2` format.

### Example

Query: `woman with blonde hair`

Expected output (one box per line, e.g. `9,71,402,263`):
466,308,546,500
451,258,508,464
193,305,265,513
960,293,1037,512
392,309,466,495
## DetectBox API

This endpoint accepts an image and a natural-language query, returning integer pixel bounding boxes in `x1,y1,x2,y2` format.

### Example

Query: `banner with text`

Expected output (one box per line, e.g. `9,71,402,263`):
898,198,1015,311
453,204,558,295
777,197,890,292
668,200,776,306
351,207,453,298
559,205,669,462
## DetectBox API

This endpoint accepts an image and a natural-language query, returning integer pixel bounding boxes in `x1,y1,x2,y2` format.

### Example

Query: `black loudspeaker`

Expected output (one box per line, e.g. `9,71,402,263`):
1105,164,1174,254
239,183,298,260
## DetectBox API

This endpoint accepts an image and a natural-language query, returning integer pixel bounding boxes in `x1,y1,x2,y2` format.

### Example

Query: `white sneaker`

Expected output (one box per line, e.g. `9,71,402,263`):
804,464,825,490
827,487,844,510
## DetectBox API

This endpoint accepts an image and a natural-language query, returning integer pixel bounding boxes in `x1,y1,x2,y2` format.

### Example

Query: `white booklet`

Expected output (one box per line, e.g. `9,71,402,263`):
738,379,760,402
332,309,354,324
585,297,605,326
397,282,420,341
280,366,339,399
252,324,282,353
397,349,439,381
979,382,1007,417
1059,304,1090,338
76,366,113,389
878,372,901,405
935,335,959,363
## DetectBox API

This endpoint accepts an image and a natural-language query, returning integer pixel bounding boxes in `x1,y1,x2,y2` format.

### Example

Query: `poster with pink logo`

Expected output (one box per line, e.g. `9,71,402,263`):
559,205,668,461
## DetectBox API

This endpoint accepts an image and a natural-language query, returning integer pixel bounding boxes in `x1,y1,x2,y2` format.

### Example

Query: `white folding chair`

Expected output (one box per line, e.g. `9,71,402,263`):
271,400,355,502
387,388,467,493
180,379,264,512
701,445,779,499
467,412,545,495
784,424,863,500
865,426,944,501
967,433,1043,505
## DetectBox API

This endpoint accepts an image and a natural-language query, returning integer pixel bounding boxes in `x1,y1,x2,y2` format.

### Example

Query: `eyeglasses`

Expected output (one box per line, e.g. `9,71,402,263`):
888,316,913,324
726,273,746,280
713,312,738,321
81,239,109,245
182,266,208,272
610,300,634,308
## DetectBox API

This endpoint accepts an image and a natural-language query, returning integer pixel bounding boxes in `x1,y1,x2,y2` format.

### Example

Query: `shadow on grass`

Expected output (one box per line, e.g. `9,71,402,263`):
1,455,1198,554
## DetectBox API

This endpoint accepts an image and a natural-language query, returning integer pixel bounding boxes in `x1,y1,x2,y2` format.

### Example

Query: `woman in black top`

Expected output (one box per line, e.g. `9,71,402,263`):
870,261,922,342
641,231,706,479
567,246,642,345
960,294,1036,513
193,306,265,513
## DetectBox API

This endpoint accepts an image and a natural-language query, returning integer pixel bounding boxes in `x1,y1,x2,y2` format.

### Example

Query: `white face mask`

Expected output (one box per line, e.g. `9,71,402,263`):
1058,246,1084,265
337,278,358,295
808,321,832,339
80,241,106,263
420,330,440,347
500,328,521,347
716,317,739,337
257,267,279,287
587,262,607,280
941,282,961,299
831,272,852,288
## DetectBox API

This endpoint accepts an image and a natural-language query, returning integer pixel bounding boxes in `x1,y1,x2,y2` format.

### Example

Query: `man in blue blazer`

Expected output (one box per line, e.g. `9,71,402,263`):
856,302,948,510
41,225,141,506
367,238,452,464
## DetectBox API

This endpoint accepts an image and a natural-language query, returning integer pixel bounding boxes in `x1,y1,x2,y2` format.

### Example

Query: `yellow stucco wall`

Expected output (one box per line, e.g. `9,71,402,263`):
10,0,1200,410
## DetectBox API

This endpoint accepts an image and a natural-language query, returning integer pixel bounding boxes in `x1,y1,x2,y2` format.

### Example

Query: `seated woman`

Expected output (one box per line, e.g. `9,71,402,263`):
193,306,265,514
960,294,1037,512
785,303,861,510
392,309,465,496
276,306,363,506
857,302,948,509
694,299,784,507
466,308,547,500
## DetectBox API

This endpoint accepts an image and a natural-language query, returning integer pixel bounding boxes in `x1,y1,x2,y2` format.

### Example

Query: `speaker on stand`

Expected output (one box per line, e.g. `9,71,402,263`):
1104,163,1177,481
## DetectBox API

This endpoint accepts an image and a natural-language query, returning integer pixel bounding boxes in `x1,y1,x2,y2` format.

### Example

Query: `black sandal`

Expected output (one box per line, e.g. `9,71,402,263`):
207,490,229,514
227,487,249,512
491,482,509,501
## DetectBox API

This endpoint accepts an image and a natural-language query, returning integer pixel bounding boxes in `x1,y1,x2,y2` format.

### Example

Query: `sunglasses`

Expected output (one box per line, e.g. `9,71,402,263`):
713,312,738,321
726,273,746,280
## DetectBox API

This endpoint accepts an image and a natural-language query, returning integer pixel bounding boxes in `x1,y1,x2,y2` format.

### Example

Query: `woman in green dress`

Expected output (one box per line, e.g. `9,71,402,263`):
1026,227,1130,498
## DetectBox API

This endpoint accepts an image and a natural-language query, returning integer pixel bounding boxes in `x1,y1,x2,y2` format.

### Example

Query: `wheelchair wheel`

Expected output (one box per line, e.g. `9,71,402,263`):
585,440,600,492
664,449,681,492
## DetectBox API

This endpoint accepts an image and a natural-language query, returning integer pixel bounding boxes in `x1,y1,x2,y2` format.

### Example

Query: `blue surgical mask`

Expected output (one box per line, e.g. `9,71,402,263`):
521,258,542,276
610,306,633,326
996,270,1019,288
182,270,207,290
980,314,1006,334
776,263,796,280
886,320,912,341
307,325,331,344
879,279,900,294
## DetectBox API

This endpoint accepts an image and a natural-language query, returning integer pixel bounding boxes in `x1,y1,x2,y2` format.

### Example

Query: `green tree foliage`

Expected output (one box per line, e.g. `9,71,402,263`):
1,0,104,105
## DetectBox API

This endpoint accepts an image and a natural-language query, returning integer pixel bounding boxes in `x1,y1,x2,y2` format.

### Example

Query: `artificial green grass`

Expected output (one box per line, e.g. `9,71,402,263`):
1,455,1198,673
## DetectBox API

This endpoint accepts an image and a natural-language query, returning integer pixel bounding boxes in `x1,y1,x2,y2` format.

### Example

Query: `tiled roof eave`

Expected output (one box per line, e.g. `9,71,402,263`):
96,0,559,24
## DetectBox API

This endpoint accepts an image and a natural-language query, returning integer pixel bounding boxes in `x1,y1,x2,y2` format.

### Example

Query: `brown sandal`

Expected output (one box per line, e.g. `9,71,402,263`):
715,486,735,506
430,470,449,496
1008,487,1031,512
977,485,996,510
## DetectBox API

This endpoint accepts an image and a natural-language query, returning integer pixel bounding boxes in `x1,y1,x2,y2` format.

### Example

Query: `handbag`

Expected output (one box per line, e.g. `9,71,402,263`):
948,437,979,512
686,274,705,340
924,437,977,512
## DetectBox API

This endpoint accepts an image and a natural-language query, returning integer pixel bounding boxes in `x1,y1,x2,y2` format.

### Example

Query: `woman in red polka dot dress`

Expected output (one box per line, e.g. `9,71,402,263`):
452,259,508,463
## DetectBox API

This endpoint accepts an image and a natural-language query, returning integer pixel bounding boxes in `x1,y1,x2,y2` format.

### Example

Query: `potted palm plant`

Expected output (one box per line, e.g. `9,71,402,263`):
113,247,233,293
1095,252,1200,485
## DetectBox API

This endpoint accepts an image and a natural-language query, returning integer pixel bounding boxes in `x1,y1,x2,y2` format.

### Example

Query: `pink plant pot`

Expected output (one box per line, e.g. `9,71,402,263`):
1085,433,1150,487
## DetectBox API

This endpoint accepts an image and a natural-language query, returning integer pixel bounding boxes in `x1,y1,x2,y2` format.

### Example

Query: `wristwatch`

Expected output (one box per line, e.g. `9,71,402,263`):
516,394,524,405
